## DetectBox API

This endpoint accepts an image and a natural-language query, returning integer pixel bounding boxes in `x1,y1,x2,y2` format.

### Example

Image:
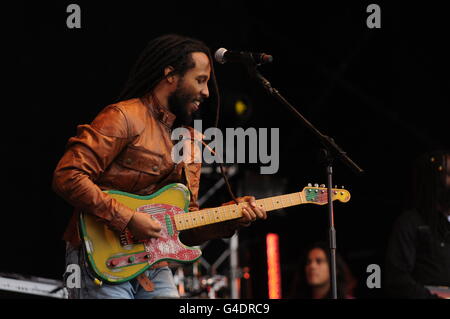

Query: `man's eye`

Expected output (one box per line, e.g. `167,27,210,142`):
198,77,209,84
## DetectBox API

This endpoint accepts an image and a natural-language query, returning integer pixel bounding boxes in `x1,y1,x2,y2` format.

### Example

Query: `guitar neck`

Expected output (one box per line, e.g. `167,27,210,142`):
174,191,312,231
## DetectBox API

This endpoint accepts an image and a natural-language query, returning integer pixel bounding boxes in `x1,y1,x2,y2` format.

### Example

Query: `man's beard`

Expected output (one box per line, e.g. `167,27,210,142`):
168,81,197,128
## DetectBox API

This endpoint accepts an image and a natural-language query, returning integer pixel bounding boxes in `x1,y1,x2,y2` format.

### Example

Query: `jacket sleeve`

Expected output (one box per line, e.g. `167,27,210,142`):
52,105,136,233
384,212,439,298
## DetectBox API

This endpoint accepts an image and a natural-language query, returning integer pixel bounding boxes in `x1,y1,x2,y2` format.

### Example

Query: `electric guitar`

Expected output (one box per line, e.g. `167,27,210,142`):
80,183,351,284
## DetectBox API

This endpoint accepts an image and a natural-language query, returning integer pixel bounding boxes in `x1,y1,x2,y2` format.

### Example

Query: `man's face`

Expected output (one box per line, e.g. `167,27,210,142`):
305,248,330,287
168,52,211,126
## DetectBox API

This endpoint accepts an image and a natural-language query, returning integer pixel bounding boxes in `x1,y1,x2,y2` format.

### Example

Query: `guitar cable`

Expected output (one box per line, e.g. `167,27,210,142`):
212,80,240,206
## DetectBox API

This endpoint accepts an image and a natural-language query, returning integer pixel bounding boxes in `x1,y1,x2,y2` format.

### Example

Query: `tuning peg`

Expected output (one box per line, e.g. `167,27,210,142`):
307,183,312,187
341,186,345,189
314,183,319,187
320,184,325,188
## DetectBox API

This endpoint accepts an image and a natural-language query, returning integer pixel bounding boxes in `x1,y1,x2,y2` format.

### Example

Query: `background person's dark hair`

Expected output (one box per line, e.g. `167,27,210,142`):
409,150,450,241
289,241,356,299
116,34,221,127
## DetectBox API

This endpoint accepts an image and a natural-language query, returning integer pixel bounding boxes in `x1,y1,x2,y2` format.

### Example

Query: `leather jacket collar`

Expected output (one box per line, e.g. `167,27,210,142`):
140,93,176,129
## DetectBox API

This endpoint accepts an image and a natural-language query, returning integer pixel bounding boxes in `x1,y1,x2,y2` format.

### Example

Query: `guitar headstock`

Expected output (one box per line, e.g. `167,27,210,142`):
301,183,351,205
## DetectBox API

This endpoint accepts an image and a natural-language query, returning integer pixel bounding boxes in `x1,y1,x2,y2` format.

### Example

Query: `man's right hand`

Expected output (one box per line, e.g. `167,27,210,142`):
127,212,162,240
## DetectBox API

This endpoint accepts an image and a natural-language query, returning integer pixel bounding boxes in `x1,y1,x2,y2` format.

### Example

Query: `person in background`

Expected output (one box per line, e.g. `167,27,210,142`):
290,241,356,299
385,150,450,298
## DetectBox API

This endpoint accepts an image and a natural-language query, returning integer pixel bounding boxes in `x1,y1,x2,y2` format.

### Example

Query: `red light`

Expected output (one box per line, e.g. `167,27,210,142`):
266,233,282,299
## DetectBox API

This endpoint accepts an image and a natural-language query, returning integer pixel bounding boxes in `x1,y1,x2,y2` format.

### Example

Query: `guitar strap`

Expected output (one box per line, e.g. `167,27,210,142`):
136,261,170,292
181,162,193,195
137,273,154,292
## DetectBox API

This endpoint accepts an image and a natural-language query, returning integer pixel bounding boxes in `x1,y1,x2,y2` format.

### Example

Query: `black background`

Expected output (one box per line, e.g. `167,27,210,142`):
5,1,449,299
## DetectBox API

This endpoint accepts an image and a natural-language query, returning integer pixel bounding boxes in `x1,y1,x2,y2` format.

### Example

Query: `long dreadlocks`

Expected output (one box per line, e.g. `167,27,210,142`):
411,150,450,241
117,34,238,203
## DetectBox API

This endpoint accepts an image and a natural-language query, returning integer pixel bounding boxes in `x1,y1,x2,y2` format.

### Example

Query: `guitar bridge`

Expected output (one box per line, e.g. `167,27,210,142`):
119,229,135,246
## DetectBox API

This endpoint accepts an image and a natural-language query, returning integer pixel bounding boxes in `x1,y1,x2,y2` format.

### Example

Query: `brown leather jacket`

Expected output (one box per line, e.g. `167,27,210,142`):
53,95,235,248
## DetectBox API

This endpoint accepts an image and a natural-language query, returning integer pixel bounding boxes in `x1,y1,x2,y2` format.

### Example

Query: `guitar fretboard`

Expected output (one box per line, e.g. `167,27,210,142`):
174,192,309,231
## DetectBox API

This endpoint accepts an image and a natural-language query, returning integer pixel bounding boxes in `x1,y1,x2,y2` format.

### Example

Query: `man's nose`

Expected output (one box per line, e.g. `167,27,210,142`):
201,85,209,99
309,262,318,269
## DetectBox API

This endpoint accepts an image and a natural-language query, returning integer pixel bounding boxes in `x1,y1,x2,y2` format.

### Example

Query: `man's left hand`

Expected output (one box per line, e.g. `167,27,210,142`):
222,196,267,228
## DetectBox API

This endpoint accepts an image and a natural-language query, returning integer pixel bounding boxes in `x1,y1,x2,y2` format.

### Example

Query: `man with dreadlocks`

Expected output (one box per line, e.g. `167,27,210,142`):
52,34,266,299
385,150,450,298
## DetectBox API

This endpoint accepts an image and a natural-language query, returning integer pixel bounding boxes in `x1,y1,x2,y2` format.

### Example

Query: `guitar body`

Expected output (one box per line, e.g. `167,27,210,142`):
79,183,201,284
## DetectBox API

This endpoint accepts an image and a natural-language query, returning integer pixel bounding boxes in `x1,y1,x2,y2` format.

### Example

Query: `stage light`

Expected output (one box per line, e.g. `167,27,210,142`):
242,267,251,280
266,233,282,299
234,99,247,116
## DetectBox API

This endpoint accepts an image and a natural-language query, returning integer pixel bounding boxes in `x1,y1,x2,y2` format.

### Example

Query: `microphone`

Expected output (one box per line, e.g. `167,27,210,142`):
214,48,273,65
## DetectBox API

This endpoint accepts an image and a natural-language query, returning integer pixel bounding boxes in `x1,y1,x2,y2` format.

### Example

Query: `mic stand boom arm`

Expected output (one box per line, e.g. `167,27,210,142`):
247,63,364,299
253,71,363,175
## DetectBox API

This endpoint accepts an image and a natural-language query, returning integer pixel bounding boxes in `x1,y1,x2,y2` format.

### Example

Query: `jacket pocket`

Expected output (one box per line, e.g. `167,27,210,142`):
108,146,164,193
116,146,163,176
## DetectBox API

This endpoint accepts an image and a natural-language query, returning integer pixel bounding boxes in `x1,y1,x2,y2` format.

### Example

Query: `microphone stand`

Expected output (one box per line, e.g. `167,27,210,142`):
241,57,364,299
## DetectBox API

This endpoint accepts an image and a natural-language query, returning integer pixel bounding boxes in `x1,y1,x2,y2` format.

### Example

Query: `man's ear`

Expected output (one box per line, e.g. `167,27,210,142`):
164,66,176,84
